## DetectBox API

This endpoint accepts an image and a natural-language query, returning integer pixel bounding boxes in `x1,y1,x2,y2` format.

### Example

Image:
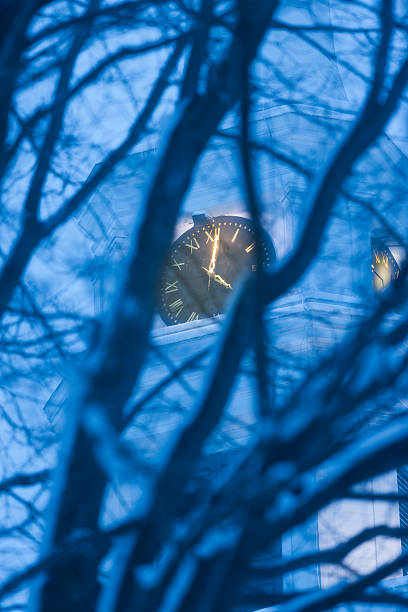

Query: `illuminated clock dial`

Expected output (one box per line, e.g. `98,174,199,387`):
157,215,276,325
371,237,400,293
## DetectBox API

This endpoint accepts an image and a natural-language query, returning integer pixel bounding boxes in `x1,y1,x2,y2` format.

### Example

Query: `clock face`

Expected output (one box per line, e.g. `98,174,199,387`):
371,238,400,293
158,215,276,325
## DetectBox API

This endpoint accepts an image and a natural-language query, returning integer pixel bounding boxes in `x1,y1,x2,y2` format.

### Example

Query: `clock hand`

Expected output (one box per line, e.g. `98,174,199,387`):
213,273,232,289
372,267,384,289
202,267,232,290
208,228,220,274
205,228,220,289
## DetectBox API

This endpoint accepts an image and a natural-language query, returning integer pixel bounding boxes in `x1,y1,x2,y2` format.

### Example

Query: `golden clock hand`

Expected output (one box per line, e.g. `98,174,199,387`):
204,228,220,289
202,267,232,289
208,228,220,274
213,273,232,289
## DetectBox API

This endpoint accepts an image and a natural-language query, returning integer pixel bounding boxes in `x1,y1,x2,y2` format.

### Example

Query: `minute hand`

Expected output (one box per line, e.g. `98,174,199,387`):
208,228,220,273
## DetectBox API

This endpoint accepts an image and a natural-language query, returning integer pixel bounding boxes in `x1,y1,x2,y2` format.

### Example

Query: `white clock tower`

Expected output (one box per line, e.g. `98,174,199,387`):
71,0,408,602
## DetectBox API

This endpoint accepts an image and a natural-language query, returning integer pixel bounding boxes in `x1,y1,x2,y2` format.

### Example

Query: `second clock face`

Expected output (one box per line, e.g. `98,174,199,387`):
371,238,400,294
158,215,276,325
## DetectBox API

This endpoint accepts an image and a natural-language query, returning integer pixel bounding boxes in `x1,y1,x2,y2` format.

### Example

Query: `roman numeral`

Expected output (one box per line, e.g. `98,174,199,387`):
205,230,214,243
165,281,178,293
245,242,256,253
171,258,184,270
205,227,221,244
169,298,183,317
231,228,240,242
186,237,200,252
187,312,199,322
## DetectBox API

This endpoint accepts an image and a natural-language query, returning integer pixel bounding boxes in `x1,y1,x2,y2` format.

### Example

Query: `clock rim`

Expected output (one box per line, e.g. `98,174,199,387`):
157,214,277,326
371,236,400,294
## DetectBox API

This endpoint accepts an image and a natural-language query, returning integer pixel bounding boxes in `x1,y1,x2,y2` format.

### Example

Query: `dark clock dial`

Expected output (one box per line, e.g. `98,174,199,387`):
158,215,276,325
371,238,400,293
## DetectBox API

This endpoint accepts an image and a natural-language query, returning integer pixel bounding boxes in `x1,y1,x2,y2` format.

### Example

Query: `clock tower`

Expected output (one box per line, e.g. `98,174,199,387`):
73,0,408,600
75,96,408,596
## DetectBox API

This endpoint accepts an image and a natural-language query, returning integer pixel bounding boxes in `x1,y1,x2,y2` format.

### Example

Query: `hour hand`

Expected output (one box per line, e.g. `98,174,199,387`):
202,267,232,290
213,273,232,289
